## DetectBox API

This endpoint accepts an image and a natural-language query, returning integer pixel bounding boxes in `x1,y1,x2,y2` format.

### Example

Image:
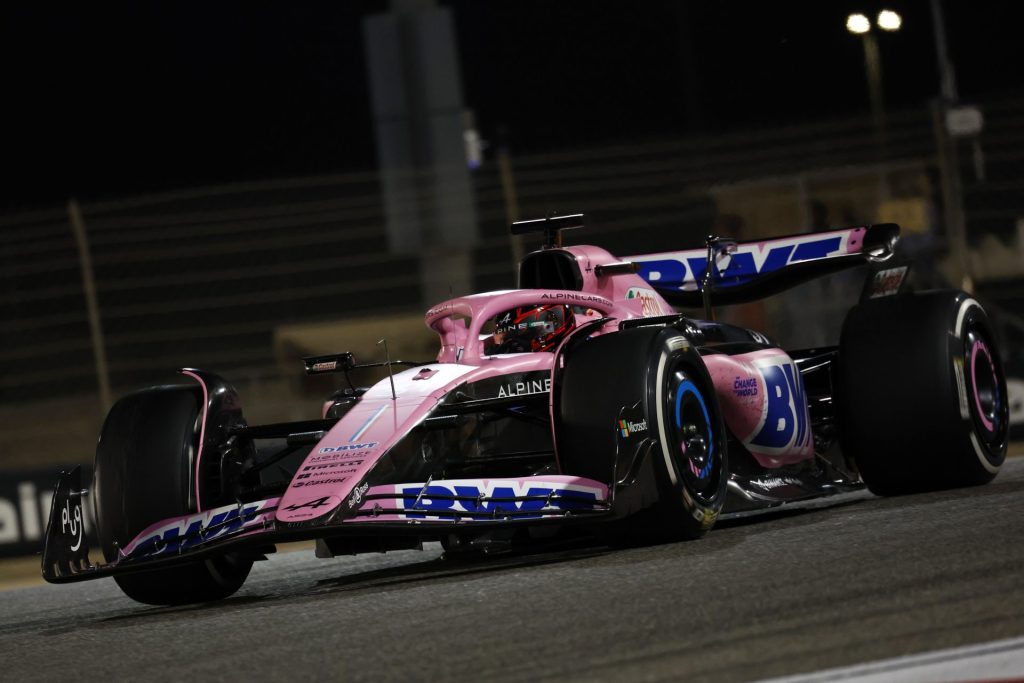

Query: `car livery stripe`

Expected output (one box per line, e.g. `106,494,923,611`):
180,369,210,512
349,403,388,442
120,497,280,559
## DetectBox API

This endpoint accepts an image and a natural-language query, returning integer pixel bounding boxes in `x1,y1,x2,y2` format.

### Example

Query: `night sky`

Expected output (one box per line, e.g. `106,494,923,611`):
2,1,1022,211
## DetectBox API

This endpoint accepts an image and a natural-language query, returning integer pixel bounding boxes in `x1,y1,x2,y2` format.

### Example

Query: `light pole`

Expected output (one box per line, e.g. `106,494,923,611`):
846,10,902,163
928,0,973,291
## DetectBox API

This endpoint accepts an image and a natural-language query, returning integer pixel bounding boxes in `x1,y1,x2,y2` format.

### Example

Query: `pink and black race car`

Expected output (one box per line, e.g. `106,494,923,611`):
42,214,1009,605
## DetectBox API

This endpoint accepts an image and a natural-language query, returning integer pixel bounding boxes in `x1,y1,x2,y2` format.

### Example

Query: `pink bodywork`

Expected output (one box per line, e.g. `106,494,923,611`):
275,243,816,524
117,230,866,555
276,286,631,523
703,350,813,466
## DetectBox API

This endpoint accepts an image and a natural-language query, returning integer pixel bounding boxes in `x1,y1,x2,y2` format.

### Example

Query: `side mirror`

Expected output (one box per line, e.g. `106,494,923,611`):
303,352,356,375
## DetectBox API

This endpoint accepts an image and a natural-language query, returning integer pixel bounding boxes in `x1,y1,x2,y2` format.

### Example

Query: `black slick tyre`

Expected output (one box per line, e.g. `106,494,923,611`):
838,291,1009,495
93,385,253,605
556,326,727,542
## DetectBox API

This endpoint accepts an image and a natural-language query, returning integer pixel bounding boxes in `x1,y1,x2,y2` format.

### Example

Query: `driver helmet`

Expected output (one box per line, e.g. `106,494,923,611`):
489,304,575,354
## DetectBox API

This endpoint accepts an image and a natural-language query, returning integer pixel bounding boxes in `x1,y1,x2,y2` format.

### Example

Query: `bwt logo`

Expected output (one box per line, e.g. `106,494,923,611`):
748,357,811,456
398,481,600,520
319,443,377,453
635,235,845,290
128,501,269,558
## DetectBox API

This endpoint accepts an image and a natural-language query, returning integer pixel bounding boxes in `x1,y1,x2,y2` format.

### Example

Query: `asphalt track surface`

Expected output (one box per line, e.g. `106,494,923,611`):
3,460,1024,682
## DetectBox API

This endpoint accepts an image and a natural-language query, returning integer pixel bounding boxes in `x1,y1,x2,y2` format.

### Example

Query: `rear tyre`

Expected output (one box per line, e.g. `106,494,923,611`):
93,385,253,605
838,291,1009,495
556,326,728,542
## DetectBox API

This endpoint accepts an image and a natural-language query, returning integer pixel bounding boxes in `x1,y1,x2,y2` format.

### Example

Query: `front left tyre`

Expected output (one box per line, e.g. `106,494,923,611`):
93,385,253,605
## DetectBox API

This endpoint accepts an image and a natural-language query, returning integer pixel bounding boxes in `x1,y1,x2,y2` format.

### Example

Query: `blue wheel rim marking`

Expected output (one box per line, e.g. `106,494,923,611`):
674,379,714,479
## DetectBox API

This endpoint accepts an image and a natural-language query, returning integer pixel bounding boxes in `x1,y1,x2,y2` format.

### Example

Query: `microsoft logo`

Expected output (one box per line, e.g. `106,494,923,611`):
618,418,648,437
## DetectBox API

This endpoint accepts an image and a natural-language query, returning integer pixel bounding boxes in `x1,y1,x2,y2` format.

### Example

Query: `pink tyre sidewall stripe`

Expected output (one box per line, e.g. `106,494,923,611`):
969,340,996,433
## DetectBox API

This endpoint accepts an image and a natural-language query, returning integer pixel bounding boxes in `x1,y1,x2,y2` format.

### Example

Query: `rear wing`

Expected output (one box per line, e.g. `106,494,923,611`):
625,224,900,308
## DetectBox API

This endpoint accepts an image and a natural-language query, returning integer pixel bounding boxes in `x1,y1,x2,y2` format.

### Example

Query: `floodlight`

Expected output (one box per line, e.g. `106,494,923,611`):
877,10,902,31
846,13,871,34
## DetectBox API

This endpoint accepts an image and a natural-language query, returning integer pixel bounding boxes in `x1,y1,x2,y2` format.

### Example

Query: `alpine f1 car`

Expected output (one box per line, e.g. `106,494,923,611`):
42,214,1010,605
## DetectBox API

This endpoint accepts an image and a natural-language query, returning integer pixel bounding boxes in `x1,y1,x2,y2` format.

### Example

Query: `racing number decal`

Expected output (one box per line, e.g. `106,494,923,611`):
749,359,810,454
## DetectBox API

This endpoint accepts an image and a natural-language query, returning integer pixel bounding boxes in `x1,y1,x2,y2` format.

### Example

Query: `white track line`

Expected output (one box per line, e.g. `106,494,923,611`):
760,635,1024,683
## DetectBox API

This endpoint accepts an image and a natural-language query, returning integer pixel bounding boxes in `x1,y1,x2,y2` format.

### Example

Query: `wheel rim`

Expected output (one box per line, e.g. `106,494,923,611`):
965,325,1008,454
667,368,720,500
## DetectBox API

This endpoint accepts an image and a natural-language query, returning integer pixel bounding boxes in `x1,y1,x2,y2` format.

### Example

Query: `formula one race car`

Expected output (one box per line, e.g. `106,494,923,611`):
42,214,1009,605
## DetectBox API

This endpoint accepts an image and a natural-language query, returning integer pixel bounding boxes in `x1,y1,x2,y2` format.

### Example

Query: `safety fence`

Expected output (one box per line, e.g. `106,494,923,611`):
2,96,1023,462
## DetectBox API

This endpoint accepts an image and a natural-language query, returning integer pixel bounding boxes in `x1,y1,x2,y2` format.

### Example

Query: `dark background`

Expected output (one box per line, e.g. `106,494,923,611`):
2,1,1022,211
